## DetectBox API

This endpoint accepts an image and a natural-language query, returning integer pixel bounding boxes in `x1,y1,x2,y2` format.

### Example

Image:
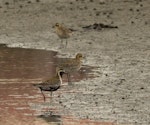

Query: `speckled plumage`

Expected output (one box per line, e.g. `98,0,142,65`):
33,67,65,101
58,53,83,83
54,23,73,47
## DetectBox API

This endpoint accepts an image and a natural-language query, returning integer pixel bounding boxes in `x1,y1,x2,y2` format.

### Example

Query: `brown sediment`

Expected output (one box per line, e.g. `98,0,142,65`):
38,115,116,125
62,116,116,125
0,45,57,79
0,45,98,125
0,45,95,80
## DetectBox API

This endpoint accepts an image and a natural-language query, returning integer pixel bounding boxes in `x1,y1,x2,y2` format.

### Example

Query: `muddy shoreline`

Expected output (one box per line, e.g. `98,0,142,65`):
0,0,150,125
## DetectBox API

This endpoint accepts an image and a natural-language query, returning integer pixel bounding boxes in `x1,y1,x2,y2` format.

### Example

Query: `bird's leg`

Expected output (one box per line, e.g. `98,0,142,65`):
61,39,63,45
50,92,53,98
59,39,63,49
67,73,72,85
48,92,53,114
40,89,46,102
80,69,87,80
65,39,68,48
49,92,53,108
67,73,70,83
85,71,88,80
49,92,53,101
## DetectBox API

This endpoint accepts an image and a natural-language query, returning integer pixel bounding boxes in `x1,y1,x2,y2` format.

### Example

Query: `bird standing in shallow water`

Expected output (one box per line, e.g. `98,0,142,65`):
58,53,84,83
33,67,65,101
54,23,74,48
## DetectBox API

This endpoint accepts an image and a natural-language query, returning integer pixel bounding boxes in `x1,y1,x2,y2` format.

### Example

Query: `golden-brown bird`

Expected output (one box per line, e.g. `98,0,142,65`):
54,23,74,47
58,53,83,83
33,67,65,101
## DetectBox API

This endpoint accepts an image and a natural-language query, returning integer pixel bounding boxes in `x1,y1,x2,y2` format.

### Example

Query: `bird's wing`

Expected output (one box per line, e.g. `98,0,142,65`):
34,76,59,87
61,26,72,33
45,77,60,85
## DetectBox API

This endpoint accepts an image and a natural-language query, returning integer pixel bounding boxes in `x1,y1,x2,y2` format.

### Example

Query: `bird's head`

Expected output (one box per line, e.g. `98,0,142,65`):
55,23,61,28
76,53,83,60
56,67,66,77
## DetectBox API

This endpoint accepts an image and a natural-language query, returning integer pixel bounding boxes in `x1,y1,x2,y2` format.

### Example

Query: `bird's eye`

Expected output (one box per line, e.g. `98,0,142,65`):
55,23,59,26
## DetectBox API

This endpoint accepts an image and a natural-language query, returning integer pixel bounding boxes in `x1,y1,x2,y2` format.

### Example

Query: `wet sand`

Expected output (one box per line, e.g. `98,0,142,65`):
0,45,99,125
0,0,150,125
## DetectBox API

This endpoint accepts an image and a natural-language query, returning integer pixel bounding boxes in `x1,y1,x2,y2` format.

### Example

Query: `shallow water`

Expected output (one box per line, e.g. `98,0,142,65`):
0,45,114,125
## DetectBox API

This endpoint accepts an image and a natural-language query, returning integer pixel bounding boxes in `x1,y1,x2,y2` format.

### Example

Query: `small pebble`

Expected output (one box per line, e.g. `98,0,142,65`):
27,1,31,4
140,4,143,7
122,97,125,100
129,8,133,11
5,2,9,5
145,21,148,25
96,13,99,16
20,5,23,8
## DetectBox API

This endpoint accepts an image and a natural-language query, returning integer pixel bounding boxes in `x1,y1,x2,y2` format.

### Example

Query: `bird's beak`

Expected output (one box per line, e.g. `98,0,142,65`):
64,71,68,74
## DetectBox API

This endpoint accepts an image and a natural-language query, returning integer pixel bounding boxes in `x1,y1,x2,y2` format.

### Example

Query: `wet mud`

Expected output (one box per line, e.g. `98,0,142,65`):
1,0,149,124
0,45,112,125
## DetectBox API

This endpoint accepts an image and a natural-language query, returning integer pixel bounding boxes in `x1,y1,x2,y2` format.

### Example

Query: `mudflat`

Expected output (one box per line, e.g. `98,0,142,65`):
0,0,149,125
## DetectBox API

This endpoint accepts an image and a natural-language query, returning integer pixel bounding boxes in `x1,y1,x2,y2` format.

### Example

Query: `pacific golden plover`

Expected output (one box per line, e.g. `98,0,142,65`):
58,53,83,83
54,23,74,47
33,67,65,101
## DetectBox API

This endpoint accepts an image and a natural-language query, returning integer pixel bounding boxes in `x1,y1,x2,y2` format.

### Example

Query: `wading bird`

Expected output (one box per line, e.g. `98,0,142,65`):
54,23,75,47
58,53,83,83
33,67,65,101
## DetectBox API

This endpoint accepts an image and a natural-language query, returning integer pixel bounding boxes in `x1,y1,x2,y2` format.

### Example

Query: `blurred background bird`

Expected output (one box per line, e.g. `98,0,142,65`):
53,23,76,48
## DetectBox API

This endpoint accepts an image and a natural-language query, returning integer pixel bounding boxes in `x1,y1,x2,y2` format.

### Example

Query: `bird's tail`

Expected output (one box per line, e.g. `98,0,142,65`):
69,28,77,32
33,83,42,87
33,83,37,86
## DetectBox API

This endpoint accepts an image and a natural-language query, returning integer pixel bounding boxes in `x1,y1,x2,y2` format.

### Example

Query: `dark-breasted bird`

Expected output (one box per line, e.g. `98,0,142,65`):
33,67,65,101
